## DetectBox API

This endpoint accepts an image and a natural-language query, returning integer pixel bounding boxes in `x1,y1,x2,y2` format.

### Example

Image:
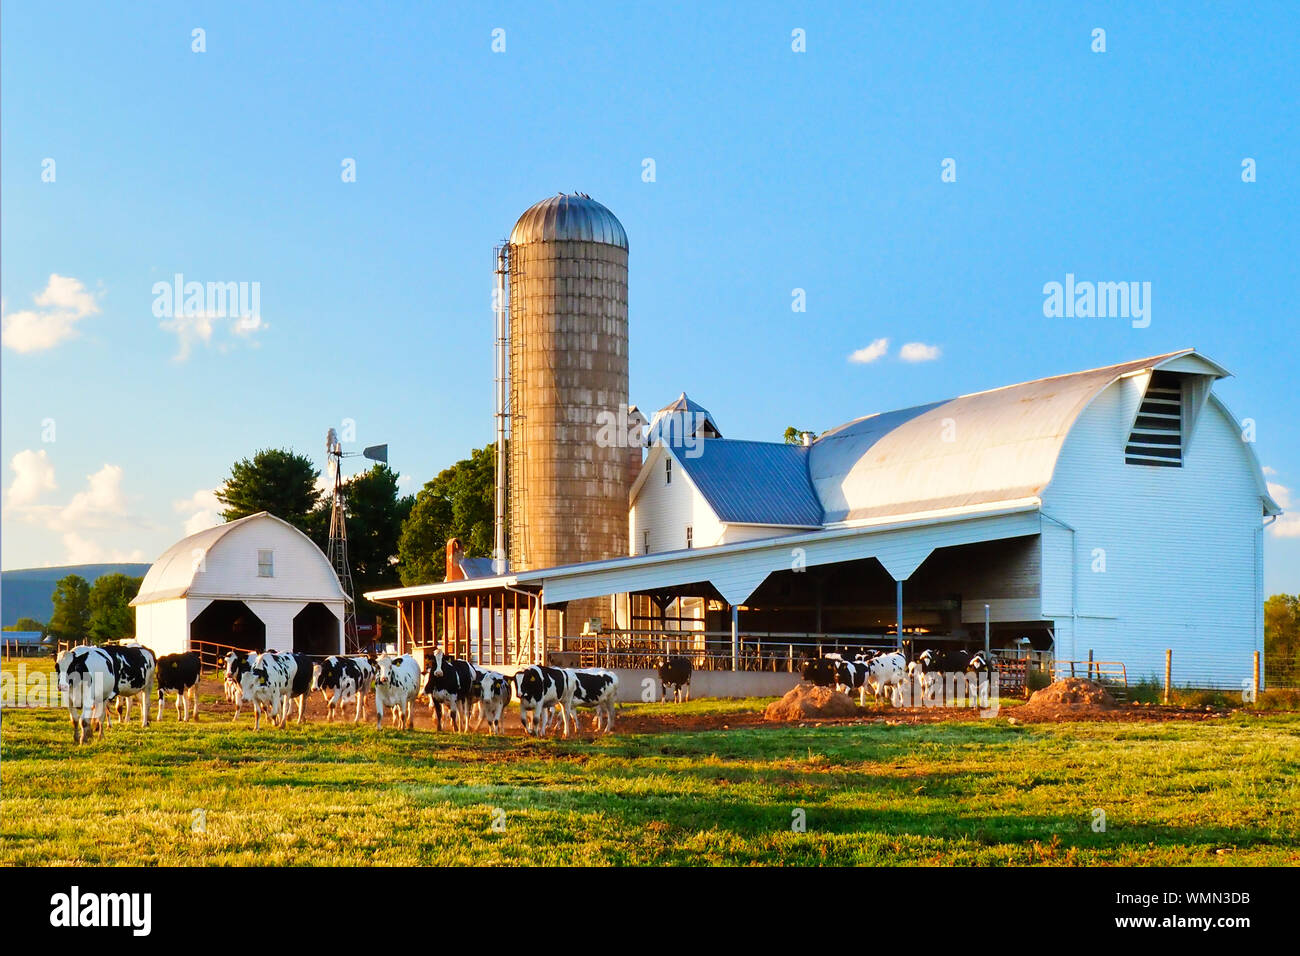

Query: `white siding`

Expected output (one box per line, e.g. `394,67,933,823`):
190,520,342,602
134,598,190,657
629,448,725,553
1042,378,1264,688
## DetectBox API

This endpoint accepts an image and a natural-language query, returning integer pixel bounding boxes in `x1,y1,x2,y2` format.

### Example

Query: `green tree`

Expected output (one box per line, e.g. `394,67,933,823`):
3,616,46,634
48,574,91,641
398,444,495,586
1265,593,1300,681
216,448,321,530
87,573,144,643
784,426,815,444
309,464,414,627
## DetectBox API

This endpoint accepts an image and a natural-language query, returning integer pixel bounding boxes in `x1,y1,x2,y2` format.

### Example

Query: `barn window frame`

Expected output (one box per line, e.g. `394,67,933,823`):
686,525,693,549
665,457,672,484
257,549,275,577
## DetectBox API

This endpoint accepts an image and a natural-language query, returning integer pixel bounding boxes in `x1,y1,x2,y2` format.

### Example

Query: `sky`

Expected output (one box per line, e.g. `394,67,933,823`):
2,1,1297,593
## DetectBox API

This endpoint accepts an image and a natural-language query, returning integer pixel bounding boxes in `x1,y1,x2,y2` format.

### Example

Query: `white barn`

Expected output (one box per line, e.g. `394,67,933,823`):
131,511,347,658
368,349,1280,690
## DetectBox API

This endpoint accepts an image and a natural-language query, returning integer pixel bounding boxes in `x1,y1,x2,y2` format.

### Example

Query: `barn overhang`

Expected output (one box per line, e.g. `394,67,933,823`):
526,500,1043,607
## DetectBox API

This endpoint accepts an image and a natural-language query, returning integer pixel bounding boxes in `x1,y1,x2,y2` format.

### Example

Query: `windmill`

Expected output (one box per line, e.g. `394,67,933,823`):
325,428,389,652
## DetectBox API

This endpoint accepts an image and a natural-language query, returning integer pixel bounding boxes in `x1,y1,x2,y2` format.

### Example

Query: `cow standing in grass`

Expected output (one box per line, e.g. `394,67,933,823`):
224,650,257,717
469,668,514,735
421,649,476,731
102,643,156,728
374,654,421,729
313,655,375,722
568,668,619,734
656,656,692,703
155,652,202,721
516,665,575,738
239,652,295,730
56,646,116,744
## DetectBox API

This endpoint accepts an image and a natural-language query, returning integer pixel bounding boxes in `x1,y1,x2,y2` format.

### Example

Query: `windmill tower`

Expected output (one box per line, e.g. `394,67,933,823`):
325,428,389,652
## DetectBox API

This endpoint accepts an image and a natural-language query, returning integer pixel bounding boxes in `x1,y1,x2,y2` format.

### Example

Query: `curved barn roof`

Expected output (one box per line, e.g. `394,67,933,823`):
131,512,346,606
810,350,1230,524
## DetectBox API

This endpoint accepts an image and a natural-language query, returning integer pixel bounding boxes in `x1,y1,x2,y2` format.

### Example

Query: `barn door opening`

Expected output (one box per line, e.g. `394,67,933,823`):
191,600,266,653
294,602,341,658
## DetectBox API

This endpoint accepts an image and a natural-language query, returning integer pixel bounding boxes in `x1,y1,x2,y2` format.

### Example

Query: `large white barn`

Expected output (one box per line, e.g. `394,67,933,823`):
368,349,1279,689
131,511,346,657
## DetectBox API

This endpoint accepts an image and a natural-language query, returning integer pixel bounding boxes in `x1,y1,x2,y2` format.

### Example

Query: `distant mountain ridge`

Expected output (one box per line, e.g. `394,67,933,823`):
1,564,151,627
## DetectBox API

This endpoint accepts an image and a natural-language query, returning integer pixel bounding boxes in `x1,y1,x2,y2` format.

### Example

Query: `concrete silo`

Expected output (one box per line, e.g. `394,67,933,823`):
504,194,630,610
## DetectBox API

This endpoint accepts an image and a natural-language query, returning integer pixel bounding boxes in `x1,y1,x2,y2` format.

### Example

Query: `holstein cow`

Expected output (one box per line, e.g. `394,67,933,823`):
279,652,314,725
239,652,295,730
655,656,692,703
155,652,202,722
516,665,575,738
865,651,907,705
421,649,476,731
469,668,514,735
568,668,619,734
56,646,116,744
223,650,257,717
833,658,872,706
313,655,375,722
374,654,421,729
800,657,840,688
101,643,156,728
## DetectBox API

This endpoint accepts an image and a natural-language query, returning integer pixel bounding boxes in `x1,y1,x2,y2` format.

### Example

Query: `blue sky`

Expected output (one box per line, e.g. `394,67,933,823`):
2,1,1297,592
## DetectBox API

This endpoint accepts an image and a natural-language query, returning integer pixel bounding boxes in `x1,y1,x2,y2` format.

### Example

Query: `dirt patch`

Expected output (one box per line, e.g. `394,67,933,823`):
1017,678,1118,721
763,684,861,721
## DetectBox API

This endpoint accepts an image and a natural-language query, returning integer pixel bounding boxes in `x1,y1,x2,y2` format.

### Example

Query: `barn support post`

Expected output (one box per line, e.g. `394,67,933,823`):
396,599,404,654
984,603,990,655
730,605,739,671
1170,647,1180,707
1253,650,1261,700
895,580,903,652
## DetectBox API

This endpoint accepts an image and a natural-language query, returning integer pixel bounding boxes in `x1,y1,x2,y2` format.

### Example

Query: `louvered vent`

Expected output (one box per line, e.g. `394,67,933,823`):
1126,370,1182,467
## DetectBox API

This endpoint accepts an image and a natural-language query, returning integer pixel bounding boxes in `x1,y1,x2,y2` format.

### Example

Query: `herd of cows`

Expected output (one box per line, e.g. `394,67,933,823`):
50,641,994,745
52,643,692,745
801,648,998,706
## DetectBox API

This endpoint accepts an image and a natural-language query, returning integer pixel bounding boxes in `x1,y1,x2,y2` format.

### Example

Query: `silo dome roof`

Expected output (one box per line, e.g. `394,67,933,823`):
510,193,628,248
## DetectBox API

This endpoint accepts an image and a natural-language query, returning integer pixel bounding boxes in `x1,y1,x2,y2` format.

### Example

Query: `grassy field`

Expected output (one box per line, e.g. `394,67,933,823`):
3,659,1298,865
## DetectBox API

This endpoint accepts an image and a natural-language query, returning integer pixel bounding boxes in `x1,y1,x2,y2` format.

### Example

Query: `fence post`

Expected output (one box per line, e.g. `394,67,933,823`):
1087,648,1094,682
1253,650,1261,701
1170,647,1180,707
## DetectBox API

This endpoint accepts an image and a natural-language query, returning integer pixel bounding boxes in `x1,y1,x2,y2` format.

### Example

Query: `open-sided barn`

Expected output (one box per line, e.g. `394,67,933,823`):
131,511,346,657
369,349,1279,690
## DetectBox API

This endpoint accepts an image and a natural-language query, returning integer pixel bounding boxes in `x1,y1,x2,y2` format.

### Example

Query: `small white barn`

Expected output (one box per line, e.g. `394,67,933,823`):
130,511,347,657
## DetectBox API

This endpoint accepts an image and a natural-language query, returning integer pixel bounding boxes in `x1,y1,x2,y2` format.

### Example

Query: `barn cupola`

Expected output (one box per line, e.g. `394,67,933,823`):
648,392,723,447
1123,354,1226,467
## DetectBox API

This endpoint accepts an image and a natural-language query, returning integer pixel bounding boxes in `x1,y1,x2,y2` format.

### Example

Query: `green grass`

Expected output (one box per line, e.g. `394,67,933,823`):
4,683,1298,865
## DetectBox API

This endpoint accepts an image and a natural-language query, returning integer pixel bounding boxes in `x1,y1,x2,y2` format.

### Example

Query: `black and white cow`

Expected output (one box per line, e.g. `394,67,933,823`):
374,653,421,729
56,646,116,744
101,643,156,728
421,649,477,731
279,652,313,725
238,651,295,730
313,655,375,722
223,650,257,716
516,665,575,738
655,656,692,703
568,668,619,734
865,651,908,705
155,652,202,721
833,658,872,706
800,657,840,688
469,668,514,735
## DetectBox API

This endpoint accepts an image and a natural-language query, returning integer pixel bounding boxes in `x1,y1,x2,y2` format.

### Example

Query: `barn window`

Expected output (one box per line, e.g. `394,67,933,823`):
257,549,274,577
665,457,672,484
686,526,693,549
643,530,650,554
1125,370,1183,467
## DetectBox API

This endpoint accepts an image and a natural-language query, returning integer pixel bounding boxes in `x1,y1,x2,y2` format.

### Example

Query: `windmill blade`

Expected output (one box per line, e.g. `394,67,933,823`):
362,443,388,464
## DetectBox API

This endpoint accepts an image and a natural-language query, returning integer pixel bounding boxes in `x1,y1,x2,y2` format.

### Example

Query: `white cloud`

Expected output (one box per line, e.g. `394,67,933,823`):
160,311,216,361
57,464,129,531
174,488,222,536
6,449,57,507
1262,465,1277,476
849,338,890,364
900,342,942,362
61,532,145,565
161,310,266,360
2,274,102,353
1267,482,1300,538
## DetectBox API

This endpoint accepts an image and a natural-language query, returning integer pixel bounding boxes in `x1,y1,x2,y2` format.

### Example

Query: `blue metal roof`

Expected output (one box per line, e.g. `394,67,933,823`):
674,440,823,527
3,630,47,646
